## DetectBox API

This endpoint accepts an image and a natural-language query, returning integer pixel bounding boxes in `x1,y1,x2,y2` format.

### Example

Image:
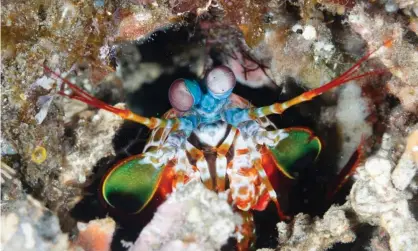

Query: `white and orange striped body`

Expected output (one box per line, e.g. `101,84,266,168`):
142,94,287,213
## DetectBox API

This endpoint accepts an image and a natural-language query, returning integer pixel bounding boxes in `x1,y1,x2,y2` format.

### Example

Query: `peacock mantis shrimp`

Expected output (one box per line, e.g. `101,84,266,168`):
43,39,391,250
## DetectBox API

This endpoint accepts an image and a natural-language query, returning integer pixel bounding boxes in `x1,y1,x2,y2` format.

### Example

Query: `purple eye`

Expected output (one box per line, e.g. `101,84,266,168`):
205,66,236,95
168,79,194,112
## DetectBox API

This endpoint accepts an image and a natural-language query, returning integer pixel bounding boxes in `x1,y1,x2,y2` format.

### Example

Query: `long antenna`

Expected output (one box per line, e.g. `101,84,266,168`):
248,40,392,119
43,66,179,129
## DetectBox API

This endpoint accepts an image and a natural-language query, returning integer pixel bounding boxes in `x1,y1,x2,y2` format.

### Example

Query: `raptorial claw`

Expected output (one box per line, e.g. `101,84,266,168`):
100,147,176,214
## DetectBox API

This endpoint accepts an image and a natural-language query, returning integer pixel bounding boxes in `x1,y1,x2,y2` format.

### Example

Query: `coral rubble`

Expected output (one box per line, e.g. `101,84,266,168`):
130,181,241,251
276,205,356,250
1,195,69,251
348,3,418,113
259,130,418,251
350,132,418,250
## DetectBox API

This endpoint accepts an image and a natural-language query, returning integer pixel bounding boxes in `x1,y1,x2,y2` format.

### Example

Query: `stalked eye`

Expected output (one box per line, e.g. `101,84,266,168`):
168,79,194,112
205,66,236,95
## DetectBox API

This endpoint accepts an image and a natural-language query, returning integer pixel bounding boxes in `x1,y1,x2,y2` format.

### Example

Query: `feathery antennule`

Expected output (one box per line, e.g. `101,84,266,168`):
43,66,175,129
249,40,392,119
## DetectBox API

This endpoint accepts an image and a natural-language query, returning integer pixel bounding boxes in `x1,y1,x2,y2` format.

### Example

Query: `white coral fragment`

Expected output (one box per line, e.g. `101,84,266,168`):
60,103,124,185
349,132,418,250
302,25,317,41
276,205,356,251
130,181,241,251
1,196,69,251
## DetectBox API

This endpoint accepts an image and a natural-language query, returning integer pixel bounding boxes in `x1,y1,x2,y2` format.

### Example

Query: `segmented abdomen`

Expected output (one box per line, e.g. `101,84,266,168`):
142,94,275,211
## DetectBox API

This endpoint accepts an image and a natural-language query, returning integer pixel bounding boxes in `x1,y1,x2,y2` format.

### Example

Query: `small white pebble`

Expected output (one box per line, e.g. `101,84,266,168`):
92,114,101,122
302,25,317,40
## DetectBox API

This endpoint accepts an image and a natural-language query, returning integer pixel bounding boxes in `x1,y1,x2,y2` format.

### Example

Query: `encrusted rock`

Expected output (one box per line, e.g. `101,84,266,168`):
130,181,242,251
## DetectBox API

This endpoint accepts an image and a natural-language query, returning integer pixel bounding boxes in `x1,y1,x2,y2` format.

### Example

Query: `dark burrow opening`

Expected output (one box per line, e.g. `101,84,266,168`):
69,25,384,251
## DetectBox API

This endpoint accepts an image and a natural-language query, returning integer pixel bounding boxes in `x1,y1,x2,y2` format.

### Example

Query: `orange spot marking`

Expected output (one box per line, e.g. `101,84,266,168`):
238,186,249,195
191,165,199,172
237,149,250,155
184,175,190,184
248,108,258,120
149,117,160,129
216,177,226,192
171,122,180,131
383,39,393,48
272,103,284,113
174,170,185,187
189,148,203,160
238,167,258,178
203,179,214,190
238,24,250,40
217,143,230,155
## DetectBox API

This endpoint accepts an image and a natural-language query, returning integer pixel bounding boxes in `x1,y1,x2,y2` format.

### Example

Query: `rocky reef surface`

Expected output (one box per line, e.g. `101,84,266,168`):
1,0,417,250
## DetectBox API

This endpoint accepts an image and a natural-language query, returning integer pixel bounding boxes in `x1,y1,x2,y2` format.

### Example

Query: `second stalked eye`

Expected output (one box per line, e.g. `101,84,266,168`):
205,66,236,96
168,79,195,112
